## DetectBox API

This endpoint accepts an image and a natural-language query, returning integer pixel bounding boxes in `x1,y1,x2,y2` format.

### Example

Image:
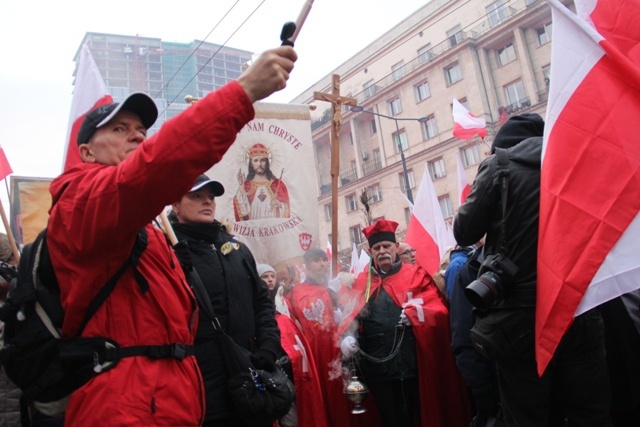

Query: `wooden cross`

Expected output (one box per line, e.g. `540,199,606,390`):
313,74,356,276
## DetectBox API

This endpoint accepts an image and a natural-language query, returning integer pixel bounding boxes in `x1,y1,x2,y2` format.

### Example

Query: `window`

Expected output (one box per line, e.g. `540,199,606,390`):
438,195,454,219
460,145,481,167
369,118,377,135
536,22,552,46
417,44,433,64
444,62,463,85
349,225,364,246
542,65,551,87
487,0,508,27
373,149,381,164
367,184,383,203
421,115,438,140
428,158,446,180
345,193,358,212
504,80,527,107
399,169,416,193
388,97,402,116
447,25,464,47
415,80,431,102
393,128,409,152
497,44,516,66
324,203,332,221
392,61,406,80
364,80,376,98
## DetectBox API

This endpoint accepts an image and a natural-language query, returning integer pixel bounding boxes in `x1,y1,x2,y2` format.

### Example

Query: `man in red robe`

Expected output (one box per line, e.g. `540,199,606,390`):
234,143,290,221
287,248,355,427
338,219,472,427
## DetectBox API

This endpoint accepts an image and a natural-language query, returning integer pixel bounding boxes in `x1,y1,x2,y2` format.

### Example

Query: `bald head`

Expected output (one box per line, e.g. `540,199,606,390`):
398,242,416,265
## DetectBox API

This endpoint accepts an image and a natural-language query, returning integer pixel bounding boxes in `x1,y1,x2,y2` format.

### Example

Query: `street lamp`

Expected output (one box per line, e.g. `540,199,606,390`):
350,105,429,204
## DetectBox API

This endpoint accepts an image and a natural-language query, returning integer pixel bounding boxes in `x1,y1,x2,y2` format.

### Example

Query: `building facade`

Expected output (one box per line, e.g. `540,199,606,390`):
75,32,253,134
292,0,573,259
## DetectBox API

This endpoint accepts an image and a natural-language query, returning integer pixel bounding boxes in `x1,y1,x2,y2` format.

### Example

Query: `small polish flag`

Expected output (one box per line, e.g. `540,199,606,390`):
452,98,486,140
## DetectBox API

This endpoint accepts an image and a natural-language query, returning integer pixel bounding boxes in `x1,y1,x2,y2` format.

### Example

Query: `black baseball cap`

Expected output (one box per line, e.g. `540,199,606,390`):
77,93,158,146
189,174,225,197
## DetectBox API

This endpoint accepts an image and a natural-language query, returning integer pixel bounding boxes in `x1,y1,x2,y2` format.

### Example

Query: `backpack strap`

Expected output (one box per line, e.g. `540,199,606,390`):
74,228,149,337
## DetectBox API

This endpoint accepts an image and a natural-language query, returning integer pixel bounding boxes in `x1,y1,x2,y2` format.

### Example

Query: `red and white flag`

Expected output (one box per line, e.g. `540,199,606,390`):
63,44,113,171
455,151,471,205
452,98,486,140
537,0,640,375
0,144,13,181
404,167,450,275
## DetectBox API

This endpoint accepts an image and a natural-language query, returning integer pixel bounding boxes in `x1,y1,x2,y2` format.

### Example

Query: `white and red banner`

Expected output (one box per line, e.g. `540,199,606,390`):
452,98,486,140
0,144,13,181
537,0,640,375
455,151,471,205
208,103,318,270
404,166,450,275
63,44,113,171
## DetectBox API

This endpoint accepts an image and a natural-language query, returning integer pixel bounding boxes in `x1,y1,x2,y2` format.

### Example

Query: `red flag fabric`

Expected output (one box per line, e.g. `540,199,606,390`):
452,98,486,140
404,167,450,275
63,44,113,171
537,0,640,375
0,144,13,181
455,151,470,205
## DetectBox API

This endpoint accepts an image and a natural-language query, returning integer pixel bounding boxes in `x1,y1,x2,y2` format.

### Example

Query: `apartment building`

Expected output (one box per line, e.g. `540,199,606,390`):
291,0,573,259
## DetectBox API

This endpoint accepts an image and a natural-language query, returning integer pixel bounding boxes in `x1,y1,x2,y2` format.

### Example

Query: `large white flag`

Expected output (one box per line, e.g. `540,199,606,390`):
537,0,640,375
207,103,318,270
404,166,450,275
64,44,113,171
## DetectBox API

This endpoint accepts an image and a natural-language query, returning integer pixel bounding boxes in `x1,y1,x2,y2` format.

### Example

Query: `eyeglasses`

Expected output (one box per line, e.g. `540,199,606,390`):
400,249,416,256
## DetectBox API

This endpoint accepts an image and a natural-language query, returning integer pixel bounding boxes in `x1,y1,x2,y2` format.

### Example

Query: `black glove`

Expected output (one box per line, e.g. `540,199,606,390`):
474,390,499,418
173,240,193,271
251,349,277,371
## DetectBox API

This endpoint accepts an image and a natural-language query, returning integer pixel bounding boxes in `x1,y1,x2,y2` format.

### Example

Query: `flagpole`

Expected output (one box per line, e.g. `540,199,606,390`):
0,191,20,263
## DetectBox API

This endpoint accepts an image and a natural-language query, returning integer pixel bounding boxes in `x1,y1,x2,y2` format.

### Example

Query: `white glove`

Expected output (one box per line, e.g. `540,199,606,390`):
333,308,343,325
399,309,412,326
328,277,342,293
340,336,358,359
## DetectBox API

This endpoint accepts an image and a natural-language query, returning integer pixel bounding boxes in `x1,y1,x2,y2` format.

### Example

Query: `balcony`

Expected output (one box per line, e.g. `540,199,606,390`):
362,159,383,176
340,169,358,185
498,97,532,121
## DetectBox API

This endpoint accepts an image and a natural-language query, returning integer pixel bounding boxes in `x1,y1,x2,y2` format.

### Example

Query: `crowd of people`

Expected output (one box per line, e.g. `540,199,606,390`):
1,39,639,427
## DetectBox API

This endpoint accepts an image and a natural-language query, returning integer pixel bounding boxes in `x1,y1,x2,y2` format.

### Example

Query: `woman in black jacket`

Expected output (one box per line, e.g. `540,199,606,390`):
171,174,281,427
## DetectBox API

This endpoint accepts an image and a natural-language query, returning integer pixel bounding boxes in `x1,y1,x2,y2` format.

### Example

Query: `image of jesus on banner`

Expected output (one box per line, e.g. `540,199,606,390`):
234,143,290,221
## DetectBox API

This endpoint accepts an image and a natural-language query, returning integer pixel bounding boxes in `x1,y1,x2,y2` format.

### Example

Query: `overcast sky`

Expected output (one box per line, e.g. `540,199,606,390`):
0,0,430,207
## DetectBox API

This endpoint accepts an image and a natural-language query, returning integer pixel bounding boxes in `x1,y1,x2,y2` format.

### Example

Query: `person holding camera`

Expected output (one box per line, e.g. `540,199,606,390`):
454,113,612,426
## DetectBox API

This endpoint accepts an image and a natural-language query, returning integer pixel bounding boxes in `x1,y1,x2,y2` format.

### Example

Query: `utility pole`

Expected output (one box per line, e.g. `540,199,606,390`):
313,74,356,276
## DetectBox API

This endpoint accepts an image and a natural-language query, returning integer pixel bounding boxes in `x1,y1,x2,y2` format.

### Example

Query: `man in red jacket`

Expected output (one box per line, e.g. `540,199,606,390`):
46,46,296,426
339,219,472,427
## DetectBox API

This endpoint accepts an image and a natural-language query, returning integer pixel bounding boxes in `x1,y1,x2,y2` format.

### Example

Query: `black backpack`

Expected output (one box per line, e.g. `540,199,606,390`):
0,227,152,424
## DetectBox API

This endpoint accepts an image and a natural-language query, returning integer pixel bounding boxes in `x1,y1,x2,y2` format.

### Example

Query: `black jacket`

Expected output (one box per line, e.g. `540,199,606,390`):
454,136,542,308
173,221,281,421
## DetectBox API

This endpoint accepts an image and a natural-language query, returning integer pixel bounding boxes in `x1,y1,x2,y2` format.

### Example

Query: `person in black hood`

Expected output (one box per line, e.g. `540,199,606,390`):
171,174,281,427
454,114,612,426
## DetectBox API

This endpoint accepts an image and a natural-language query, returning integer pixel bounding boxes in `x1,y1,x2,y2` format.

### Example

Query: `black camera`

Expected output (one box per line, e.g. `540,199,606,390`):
464,253,519,310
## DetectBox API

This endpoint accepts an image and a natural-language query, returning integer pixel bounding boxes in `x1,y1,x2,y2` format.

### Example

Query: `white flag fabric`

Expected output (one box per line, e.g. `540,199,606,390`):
404,166,450,275
207,103,318,270
64,44,113,171
349,243,359,274
537,0,640,375
452,98,486,140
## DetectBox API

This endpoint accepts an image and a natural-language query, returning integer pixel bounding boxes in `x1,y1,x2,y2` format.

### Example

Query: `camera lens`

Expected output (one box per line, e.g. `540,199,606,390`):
464,272,502,310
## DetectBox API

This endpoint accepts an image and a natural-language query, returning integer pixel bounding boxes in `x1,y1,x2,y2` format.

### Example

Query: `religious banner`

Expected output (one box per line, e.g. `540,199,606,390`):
207,102,318,270
9,176,52,246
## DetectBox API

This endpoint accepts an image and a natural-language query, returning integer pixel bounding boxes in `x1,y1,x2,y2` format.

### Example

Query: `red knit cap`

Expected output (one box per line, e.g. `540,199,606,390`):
362,219,399,247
